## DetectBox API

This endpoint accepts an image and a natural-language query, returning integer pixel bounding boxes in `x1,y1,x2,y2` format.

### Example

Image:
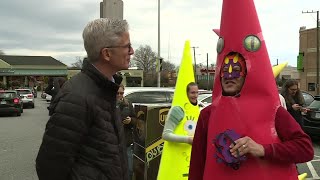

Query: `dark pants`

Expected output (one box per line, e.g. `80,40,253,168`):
127,145,133,180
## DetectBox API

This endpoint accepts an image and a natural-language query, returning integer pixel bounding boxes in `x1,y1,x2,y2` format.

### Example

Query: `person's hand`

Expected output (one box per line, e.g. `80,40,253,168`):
301,107,309,113
229,136,265,158
122,116,131,124
292,104,302,111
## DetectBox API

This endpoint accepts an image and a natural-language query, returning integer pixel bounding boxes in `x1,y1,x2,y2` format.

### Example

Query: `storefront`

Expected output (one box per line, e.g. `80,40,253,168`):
0,55,68,90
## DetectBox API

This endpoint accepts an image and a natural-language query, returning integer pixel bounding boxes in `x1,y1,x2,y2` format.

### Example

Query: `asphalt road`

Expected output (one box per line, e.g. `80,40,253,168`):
0,96,319,180
0,96,48,180
298,140,320,180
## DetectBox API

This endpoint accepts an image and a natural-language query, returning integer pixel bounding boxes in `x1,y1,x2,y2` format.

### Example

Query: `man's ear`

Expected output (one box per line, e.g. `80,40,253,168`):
101,48,112,62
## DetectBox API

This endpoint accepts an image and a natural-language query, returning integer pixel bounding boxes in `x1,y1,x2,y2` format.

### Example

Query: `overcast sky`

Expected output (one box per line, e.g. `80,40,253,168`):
0,0,319,66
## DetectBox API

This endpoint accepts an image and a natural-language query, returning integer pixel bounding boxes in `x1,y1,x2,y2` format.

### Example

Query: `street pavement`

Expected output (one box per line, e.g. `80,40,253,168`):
0,96,319,179
298,140,320,180
0,96,48,180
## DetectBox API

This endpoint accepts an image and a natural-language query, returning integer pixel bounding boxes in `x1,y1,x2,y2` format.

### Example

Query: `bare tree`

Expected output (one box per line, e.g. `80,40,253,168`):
0,50,5,55
70,56,84,68
161,60,176,71
131,45,157,73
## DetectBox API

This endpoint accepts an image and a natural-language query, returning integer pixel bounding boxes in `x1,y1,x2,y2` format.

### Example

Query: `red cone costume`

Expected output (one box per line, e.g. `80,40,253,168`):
189,0,313,179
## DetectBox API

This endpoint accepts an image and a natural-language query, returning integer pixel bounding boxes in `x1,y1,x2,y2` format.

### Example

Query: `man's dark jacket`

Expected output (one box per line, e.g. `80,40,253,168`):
36,60,128,180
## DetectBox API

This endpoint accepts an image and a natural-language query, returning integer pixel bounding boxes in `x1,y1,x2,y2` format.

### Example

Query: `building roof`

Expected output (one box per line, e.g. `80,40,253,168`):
0,55,66,66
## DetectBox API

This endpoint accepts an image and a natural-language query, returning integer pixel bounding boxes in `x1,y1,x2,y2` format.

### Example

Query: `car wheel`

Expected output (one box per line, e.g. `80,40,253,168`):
17,111,21,116
21,107,23,113
32,104,35,108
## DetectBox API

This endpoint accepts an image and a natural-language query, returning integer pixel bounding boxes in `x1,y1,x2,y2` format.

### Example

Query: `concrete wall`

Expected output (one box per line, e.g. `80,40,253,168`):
100,0,123,20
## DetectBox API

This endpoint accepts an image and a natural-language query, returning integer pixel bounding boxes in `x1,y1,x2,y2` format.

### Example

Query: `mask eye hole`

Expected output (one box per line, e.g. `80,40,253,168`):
233,66,241,71
243,35,261,52
217,37,224,54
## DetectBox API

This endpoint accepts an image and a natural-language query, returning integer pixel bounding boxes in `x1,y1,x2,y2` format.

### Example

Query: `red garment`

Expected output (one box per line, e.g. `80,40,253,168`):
189,105,314,180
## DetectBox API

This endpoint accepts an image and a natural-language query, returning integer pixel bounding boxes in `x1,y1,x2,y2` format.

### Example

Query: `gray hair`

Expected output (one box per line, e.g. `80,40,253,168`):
82,18,129,63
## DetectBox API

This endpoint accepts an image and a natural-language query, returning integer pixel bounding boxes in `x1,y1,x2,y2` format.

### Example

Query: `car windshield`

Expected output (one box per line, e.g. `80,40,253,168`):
0,92,15,99
16,90,31,94
198,93,211,100
308,99,320,109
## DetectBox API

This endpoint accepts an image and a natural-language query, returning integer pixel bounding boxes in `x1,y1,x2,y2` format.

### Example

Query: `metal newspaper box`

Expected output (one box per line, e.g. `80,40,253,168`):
133,104,171,180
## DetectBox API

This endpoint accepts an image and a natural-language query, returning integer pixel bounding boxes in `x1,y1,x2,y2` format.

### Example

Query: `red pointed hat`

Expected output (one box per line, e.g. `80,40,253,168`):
213,0,278,99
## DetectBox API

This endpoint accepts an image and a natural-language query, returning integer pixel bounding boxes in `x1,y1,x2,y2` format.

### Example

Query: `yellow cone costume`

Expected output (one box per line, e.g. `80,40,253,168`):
157,40,200,179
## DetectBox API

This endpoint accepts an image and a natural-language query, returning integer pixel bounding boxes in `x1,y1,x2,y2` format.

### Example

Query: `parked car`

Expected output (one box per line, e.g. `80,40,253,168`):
301,91,314,106
302,95,320,137
0,90,23,116
198,93,212,109
15,89,35,108
124,87,174,106
124,87,211,106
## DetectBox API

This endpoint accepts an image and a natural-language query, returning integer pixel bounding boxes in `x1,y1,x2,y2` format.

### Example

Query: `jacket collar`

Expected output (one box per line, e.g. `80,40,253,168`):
81,59,123,93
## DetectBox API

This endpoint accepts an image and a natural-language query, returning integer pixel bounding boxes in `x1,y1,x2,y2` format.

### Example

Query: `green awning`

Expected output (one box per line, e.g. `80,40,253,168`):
0,69,67,76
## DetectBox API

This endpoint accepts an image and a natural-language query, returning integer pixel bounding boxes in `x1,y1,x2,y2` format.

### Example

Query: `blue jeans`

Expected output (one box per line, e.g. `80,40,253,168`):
127,145,133,180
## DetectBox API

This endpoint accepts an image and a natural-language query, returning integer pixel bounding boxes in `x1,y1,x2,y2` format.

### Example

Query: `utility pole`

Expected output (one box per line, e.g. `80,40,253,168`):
191,46,199,83
302,10,319,94
206,53,209,90
157,0,161,87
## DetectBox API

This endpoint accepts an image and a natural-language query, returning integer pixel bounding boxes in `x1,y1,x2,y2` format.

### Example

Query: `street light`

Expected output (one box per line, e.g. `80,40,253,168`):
191,46,199,83
157,0,161,87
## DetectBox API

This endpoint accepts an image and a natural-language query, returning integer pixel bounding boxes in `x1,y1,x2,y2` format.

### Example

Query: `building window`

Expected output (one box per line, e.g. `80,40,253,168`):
308,83,316,91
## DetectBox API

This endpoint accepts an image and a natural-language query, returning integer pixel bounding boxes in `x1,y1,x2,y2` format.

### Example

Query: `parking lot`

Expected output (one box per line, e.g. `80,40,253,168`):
0,95,319,179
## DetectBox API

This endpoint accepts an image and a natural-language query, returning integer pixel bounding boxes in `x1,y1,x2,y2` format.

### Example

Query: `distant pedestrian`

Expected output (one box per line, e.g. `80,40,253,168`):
117,84,137,180
281,79,308,126
45,77,66,116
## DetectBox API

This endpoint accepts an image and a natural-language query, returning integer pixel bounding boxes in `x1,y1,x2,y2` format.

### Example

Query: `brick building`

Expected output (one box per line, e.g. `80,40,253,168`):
299,27,320,95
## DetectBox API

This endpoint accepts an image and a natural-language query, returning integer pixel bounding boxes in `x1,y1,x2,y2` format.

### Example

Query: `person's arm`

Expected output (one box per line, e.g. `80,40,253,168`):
36,92,89,180
279,94,287,110
122,101,137,128
189,105,210,180
262,107,314,163
128,102,137,127
162,106,192,144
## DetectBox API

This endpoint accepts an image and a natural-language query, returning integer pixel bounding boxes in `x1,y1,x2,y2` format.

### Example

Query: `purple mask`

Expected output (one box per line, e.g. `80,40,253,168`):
220,53,246,79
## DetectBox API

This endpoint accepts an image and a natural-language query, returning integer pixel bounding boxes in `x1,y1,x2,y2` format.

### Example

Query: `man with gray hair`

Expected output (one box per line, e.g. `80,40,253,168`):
36,18,134,180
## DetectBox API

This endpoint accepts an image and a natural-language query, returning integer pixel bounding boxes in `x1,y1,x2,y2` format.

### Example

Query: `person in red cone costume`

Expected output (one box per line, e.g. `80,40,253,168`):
188,0,314,180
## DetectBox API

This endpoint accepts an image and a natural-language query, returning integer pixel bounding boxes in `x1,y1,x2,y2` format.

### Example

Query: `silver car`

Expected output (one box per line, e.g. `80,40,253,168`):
15,89,35,108
124,87,174,106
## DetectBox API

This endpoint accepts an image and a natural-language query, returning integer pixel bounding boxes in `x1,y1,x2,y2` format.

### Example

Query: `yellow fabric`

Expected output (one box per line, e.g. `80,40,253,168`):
157,40,200,179
298,173,307,180
272,62,288,77
171,40,195,107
